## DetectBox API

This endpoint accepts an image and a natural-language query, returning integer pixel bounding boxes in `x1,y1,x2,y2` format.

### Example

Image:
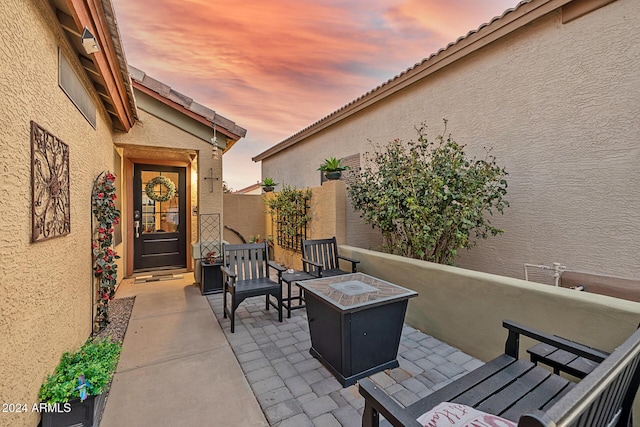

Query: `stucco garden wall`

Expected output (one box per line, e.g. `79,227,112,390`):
258,181,346,270
223,194,266,245
0,1,120,425
261,0,640,282
339,246,640,361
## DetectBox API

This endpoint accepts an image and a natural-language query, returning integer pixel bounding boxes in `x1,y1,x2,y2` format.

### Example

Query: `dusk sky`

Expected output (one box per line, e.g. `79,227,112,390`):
111,0,518,191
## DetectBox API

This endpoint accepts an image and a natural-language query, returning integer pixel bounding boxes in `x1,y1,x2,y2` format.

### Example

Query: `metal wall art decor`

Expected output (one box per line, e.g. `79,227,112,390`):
31,121,71,242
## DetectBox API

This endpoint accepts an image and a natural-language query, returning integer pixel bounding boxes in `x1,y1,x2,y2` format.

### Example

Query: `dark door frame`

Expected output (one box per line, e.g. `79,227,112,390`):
125,158,192,277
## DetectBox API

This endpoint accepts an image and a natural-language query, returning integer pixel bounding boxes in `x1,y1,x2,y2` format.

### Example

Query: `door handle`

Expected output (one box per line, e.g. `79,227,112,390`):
133,210,141,238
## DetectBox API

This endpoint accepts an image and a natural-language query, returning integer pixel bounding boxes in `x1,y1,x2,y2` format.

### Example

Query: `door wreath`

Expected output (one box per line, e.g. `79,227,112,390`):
145,176,176,202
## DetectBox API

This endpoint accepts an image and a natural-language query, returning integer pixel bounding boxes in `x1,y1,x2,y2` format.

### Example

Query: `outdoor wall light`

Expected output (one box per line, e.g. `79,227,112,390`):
211,125,220,160
81,27,100,54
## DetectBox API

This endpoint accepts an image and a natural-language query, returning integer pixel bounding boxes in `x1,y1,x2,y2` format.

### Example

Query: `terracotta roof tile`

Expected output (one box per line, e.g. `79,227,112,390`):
128,65,247,138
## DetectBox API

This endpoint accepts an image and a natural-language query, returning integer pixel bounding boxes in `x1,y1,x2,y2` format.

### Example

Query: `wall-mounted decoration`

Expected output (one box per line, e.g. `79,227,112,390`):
31,121,70,242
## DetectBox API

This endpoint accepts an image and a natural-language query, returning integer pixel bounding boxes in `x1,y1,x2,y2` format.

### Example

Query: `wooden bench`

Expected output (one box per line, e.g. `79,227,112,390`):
527,341,608,379
359,320,640,427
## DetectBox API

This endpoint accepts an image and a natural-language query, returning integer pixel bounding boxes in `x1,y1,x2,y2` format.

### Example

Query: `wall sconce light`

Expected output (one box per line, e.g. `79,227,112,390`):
211,125,220,160
81,27,100,54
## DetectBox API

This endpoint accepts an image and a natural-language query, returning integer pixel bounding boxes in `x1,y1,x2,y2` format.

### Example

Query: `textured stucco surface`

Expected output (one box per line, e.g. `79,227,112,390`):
261,1,640,281
340,246,640,362
262,181,346,270
223,194,266,244
0,1,120,426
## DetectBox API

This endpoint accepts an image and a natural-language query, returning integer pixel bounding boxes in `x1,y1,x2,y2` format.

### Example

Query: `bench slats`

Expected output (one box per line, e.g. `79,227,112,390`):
360,322,640,427
454,359,536,407
523,327,640,427
477,365,552,416
405,354,515,418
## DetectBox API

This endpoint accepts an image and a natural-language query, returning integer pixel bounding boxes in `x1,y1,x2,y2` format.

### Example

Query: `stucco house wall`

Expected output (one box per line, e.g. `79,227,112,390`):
260,0,640,282
0,1,121,425
0,1,245,424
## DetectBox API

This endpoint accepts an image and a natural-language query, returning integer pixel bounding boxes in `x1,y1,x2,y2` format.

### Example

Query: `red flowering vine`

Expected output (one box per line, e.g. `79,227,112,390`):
92,171,120,332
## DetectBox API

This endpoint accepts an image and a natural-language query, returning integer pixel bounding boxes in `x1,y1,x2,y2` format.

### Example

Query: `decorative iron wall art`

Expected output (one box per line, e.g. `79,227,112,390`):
31,121,71,242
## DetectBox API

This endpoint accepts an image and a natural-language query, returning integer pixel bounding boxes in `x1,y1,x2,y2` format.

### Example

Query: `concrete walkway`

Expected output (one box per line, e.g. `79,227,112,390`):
100,273,268,427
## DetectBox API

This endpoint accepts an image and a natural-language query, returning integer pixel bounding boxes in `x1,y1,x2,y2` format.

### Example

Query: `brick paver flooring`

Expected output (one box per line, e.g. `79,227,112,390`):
207,292,483,426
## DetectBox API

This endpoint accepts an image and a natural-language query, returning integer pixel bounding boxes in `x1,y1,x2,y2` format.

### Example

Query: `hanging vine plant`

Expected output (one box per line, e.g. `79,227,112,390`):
145,175,175,202
92,171,120,332
265,185,311,252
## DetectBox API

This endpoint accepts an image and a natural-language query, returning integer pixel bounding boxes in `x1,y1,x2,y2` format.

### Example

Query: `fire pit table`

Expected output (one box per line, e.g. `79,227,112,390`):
298,272,418,387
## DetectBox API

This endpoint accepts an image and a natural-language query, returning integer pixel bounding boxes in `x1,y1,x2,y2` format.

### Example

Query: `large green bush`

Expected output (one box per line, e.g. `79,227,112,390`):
348,121,509,265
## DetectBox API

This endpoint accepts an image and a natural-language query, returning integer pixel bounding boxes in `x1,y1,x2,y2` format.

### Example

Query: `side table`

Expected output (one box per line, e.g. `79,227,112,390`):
280,270,315,318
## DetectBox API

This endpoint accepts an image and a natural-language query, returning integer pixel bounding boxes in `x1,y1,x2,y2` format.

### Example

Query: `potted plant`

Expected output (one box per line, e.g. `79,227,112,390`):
249,235,275,260
261,178,278,192
38,338,121,427
318,157,349,180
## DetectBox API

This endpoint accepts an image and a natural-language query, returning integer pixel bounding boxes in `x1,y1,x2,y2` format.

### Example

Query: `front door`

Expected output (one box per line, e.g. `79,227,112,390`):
133,164,187,271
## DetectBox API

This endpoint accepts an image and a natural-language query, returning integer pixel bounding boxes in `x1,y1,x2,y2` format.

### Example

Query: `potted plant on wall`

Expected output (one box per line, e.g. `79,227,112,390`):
261,177,278,192
38,338,121,427
318,157,349,180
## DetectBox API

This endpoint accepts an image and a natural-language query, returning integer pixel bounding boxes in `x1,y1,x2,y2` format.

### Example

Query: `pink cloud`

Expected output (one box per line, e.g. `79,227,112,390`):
112,0,518,189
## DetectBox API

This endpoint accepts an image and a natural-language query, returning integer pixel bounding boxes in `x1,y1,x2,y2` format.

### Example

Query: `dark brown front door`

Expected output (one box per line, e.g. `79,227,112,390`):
133,164,186,271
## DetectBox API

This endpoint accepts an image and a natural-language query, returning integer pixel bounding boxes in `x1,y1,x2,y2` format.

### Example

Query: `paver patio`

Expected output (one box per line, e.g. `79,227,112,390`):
102,273,484,427
206,290,483,426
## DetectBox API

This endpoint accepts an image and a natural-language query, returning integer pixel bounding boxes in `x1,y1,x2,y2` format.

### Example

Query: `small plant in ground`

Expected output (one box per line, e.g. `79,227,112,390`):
39,338,122,403
92,171,120,332
348,120,509,265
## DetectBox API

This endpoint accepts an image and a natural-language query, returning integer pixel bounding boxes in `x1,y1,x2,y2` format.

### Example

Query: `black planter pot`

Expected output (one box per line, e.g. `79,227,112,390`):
200,259,223,295
324,171,342,180
40,392,105,427
262,185,274,192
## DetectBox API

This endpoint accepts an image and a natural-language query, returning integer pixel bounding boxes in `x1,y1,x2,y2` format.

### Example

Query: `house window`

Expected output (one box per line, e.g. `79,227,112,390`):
58,49,96,128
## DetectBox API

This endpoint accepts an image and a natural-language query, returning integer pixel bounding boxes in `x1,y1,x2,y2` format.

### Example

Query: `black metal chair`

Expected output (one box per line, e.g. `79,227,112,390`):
301,237,359,278
221,242,285,332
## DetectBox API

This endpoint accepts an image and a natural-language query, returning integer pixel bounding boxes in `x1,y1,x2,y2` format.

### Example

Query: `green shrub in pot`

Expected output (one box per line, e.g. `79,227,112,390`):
39,338,121,404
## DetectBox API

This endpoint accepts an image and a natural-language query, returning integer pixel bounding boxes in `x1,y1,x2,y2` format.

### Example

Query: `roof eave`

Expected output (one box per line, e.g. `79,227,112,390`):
66,0,137,131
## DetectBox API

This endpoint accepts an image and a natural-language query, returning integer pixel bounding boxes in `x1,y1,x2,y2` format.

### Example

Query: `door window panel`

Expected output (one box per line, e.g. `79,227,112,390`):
141,171,180,234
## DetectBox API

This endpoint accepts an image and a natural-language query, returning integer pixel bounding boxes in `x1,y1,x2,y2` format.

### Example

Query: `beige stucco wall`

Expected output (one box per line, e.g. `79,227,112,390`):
339,246,640,360
223,193,266,244
262,181,347,270
262,0,640,282
0,1,120,425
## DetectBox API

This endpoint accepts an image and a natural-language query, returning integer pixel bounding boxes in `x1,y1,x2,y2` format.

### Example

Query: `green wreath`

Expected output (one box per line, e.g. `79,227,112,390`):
145,176,176,202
